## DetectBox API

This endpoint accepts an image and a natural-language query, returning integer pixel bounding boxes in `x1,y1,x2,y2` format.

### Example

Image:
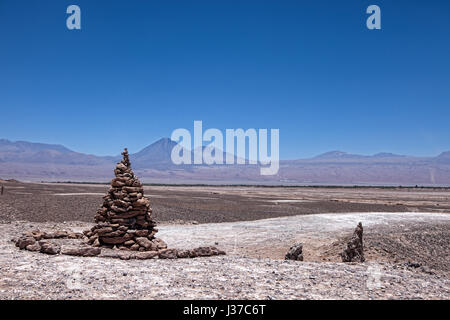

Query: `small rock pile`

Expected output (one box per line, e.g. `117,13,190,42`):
84,148,166,251
341,222,365,262
285,243,303,261
115,246,226,260
14,230,86,255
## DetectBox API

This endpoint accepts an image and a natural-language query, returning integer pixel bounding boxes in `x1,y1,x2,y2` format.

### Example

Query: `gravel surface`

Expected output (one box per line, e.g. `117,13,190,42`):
3,181,448,224
1,212,449,300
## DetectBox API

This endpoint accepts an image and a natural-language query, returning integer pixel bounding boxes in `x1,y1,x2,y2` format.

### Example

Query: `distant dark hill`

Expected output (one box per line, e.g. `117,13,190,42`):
372,152,405,158
435,151,450,164
313,151,367,160
0,137,449,185
0,139,72,154
437,151,450,158
313,151,407,161
0,139,112,165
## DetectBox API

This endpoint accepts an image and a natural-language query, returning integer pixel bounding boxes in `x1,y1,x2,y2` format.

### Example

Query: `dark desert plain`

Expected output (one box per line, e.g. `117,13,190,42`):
0,178,449,299
1,180,450,223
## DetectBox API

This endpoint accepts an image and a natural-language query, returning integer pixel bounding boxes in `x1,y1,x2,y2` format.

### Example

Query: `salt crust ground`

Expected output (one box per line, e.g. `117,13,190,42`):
0,212,449,299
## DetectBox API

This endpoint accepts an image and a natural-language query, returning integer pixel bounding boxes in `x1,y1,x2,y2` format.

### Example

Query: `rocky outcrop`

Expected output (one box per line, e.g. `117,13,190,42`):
285,243,303,261
341,222,365,262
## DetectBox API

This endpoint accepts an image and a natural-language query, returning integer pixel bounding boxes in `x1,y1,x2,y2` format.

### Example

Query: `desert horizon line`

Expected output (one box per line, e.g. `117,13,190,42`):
0,137,449,161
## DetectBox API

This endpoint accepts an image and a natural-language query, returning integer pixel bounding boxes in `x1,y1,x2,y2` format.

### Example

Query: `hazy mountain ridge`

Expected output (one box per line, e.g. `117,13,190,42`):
0,138,449,185
0,139,114,166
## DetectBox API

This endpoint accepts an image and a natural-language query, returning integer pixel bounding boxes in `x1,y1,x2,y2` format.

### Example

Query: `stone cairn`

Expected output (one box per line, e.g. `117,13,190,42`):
84,148,166,252
341,222,365,263
14,148,225,259
81,148,226,260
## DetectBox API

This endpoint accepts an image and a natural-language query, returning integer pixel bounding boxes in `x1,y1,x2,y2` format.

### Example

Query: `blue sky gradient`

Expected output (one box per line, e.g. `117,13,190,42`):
0,0,449,158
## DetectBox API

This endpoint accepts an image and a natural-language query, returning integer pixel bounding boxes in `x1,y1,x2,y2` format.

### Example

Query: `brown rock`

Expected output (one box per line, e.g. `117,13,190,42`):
130,243,140,251
100,233,133,244
135,237,154,250
67,232,78,239
95,227,114,235
159,249,178,259
111,205,128,213
83,230,92,236
177,250,191,258
210,247,226,255
43,231,68,239
113,199,129,207
101,230,125,238
25,242,41,252
39,241,61,255
124,240,135,246
134,251,159,259
87,235,98,245
116,163,127,171
61,247,101,257
16,236,36,249
152,238,167,250
188,250,198,258
122,186,143,193
110,218,127,224
112,211,141,219
111,179,125,187
193,247,214,257
135,230,149,237
118,252,132,260
133,198,148,207
30,231,46,241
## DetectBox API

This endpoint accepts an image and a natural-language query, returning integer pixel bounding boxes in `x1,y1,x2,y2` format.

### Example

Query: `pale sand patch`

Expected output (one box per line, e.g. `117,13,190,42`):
158,211,450,259
53,193,106,196
1,212,449,299
267,199,311,203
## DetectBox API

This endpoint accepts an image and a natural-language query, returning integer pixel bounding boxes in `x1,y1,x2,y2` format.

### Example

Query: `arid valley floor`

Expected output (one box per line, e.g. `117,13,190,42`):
0,180,449,299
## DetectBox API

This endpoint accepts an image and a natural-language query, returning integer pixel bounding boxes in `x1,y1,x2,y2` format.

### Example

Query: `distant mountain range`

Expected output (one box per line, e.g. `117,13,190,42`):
0,138,449,185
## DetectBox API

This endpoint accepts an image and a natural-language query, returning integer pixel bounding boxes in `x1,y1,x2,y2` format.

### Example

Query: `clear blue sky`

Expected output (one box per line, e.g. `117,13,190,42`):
0,0,449,159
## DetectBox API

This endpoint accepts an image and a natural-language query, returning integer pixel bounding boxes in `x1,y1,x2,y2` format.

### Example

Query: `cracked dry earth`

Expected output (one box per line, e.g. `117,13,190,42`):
0,212,449,299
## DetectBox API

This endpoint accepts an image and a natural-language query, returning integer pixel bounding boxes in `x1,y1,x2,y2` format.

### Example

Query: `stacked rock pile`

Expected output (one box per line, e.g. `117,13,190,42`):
13,148,226,260
83,148,166,251
341,222,365,262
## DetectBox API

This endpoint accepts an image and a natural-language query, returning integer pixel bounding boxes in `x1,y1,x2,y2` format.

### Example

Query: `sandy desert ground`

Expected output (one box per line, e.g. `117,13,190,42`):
0,180,449,299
